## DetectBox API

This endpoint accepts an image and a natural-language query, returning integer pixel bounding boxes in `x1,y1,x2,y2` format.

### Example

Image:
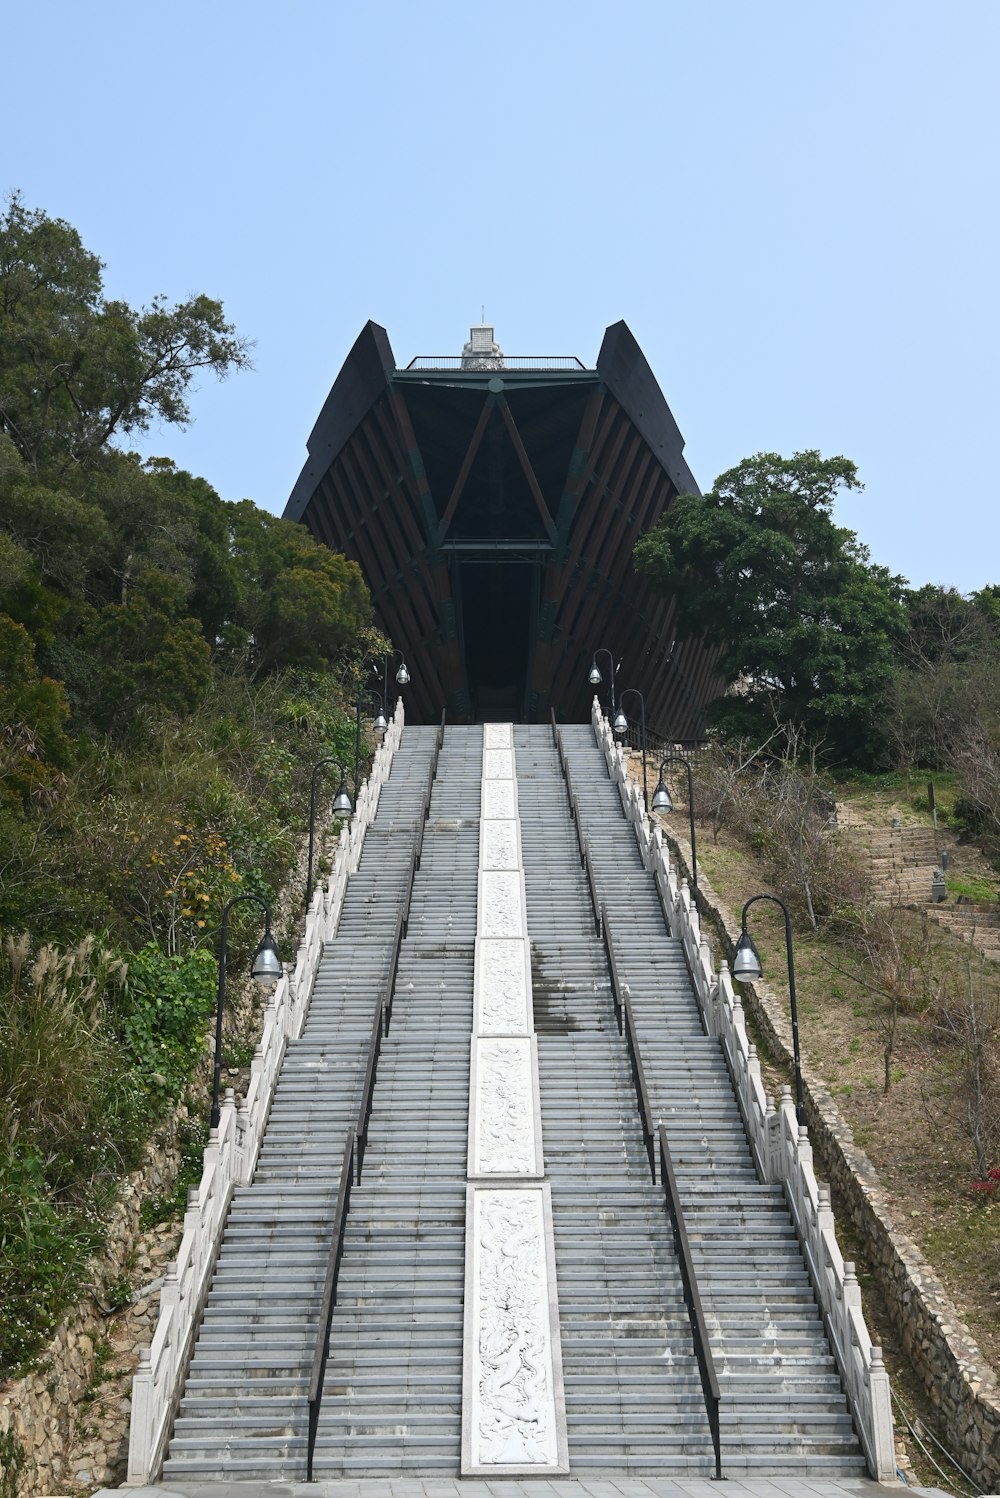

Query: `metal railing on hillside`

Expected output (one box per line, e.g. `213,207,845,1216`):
308,738,436,1471
306,1127,355,1480
602,908,656,1181
552,709,722,1479
659,1124,722,1480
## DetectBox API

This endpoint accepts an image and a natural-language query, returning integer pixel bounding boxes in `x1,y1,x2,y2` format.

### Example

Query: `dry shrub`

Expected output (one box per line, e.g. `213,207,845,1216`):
933,950,1000,1180
692,729,868,929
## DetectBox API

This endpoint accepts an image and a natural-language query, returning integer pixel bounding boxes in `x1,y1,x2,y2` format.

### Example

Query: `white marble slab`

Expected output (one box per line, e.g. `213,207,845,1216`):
484,723,513,748
474,937,532,1034
482,818,520,871
469,1037,543,1177
462,1185,568,1474
482,779,516,820
479,869,525,939
484,747,514,781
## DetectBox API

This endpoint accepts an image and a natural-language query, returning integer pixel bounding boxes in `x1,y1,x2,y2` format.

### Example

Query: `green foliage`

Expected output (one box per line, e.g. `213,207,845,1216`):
120,944,217,1098
0,194,251,473
0,196,379,1380
0,1422,27,1496
634,451,907,763
0,615,72,805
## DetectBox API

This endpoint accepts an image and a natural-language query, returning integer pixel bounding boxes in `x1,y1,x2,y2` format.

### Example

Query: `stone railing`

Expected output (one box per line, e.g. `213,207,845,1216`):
590,698,896,1483
125,698,404,1485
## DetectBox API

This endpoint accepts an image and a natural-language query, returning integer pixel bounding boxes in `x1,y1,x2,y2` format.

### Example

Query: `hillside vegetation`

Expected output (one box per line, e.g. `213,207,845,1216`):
0,197,377,1378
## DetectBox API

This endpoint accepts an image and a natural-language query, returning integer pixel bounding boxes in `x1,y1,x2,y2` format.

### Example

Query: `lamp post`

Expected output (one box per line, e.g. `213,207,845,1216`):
306,756,353,910
615,687,648,811
587,648,619,719
652,756,698,900
211,894,283,1129
375,648,411,712
352,689,388,799
733,894,805,1126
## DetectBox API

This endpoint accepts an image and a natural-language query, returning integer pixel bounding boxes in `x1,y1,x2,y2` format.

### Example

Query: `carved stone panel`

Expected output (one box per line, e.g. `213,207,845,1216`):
463,1185,568,1474
475,938,532,1035
470,1037,542,1176
482,819,519,871
484,723,513,748
480,870,524,939
484,748,515,781
482,780,516,820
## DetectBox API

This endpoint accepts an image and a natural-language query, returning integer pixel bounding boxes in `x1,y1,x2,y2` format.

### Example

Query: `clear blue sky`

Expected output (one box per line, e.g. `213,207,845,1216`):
4,1,997,591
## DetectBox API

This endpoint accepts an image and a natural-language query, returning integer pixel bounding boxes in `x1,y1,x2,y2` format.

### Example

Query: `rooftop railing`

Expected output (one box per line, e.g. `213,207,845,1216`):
403,355,588,371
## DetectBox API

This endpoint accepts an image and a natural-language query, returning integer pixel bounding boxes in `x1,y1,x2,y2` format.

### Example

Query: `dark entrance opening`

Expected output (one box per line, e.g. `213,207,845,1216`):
457,560,535,721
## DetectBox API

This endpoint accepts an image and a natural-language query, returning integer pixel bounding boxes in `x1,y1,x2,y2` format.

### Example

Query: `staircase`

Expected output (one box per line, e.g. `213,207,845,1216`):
556,723,866,1474
514,729,712,1472
156,718,874,1484
163,724,449,1480
310,725,481,1474
842,821,940,904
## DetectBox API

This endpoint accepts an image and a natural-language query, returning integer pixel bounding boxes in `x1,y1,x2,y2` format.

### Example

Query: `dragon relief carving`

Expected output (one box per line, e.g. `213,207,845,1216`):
482,780,516,820
482,819,519,870
474,1190,555,1465
480,870,523,938
483,748,514,781
477,940,529,1034
475,1041,536,1173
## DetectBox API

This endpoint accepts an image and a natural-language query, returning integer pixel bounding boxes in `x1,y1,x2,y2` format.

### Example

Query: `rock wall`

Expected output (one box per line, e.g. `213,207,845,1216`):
0,1125,184,1496
656,817,1000,1493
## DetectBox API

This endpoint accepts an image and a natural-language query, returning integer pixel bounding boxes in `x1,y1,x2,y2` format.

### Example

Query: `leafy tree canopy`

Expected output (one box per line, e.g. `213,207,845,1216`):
634,451,907,761
0,193,251,474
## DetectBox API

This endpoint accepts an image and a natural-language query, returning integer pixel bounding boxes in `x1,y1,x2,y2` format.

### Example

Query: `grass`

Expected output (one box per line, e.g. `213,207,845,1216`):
945,871,999,903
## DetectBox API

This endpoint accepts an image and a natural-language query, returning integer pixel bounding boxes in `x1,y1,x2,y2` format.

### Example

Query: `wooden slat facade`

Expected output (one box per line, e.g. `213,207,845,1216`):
284,320,725,737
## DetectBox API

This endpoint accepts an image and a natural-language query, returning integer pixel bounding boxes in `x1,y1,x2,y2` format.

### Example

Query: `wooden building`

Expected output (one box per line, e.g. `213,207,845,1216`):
284,321,722,735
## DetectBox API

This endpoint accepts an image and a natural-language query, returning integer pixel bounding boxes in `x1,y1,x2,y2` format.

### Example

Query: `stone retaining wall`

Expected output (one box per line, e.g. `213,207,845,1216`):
0,1123,184,1496
656,817,1000,1492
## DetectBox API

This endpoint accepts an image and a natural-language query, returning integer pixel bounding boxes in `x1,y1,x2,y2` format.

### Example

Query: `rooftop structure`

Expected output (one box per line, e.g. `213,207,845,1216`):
284,321,723,733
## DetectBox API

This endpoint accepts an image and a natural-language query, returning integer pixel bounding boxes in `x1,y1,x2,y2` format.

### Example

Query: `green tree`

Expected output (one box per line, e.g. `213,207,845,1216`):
229,502,370,672
0,194,251,475
634,451,906,761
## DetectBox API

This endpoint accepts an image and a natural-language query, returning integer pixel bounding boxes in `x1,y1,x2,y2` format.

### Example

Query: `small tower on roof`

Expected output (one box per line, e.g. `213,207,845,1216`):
461,323,504,370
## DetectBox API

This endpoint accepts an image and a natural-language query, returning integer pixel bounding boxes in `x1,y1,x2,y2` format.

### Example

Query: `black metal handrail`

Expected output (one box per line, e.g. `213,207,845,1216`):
434,710,446,773
415,763,434,868
659,1123,722,1479
355,993,385,1183
404,355,588,371
575,829,599,935
602,907,655,1180
306,1126,355,1480
355,831,419,1179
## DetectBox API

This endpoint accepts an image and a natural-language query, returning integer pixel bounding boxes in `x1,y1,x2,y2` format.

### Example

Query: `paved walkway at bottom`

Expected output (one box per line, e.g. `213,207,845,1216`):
95,1478,952,1498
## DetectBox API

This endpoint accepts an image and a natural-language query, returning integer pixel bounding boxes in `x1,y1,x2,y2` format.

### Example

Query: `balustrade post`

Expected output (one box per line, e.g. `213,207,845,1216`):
764,1095,782,1183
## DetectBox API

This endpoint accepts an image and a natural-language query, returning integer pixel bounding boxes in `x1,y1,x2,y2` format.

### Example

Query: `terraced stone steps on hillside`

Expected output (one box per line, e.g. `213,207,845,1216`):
553,722,866,1475
163,725,446,1481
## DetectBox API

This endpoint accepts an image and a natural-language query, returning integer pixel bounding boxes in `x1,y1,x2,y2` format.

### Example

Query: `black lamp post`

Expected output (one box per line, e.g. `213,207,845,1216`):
652,756,699,900
587,648,619,719
352,690,383,799
211,894,282,1129
375,648,410,711
733,894,805,1126
306,756,353,910
615,687,648,811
